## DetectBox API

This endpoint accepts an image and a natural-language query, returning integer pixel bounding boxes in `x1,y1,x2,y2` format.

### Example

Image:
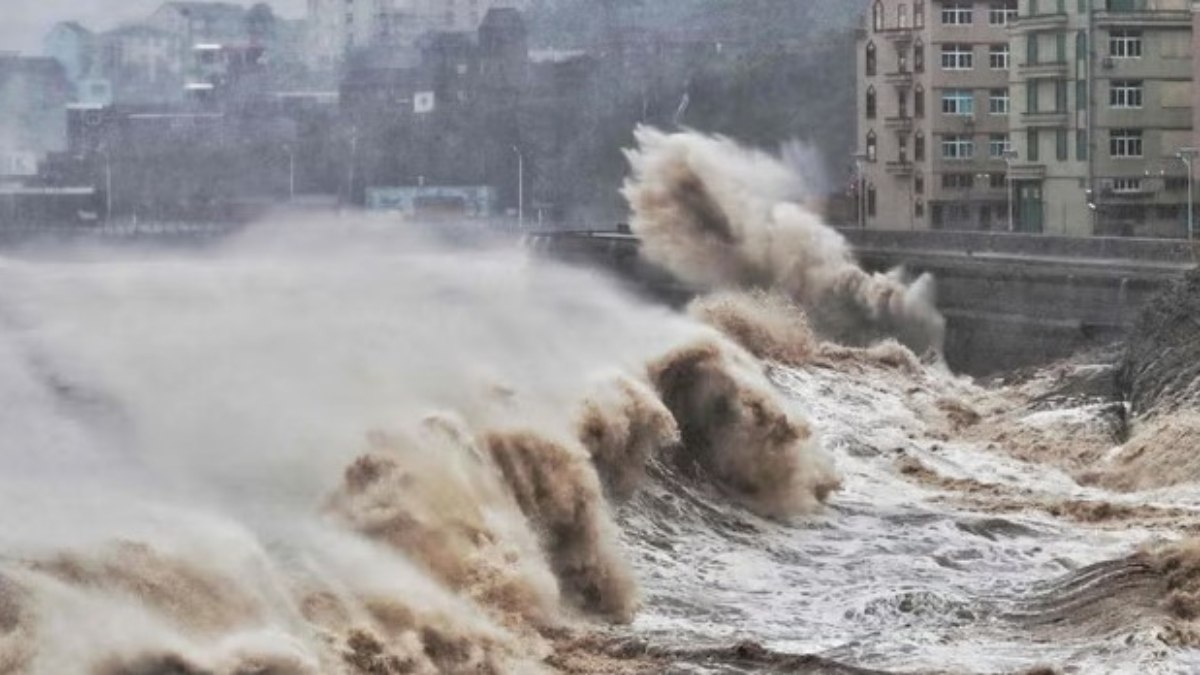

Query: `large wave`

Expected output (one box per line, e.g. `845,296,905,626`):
622,127,945,356
0,220,841,672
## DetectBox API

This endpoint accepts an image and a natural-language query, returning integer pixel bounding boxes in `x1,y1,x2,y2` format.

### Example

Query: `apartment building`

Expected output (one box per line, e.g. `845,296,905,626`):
307,0,530,71
857,0,1195,236
857,0,1018,231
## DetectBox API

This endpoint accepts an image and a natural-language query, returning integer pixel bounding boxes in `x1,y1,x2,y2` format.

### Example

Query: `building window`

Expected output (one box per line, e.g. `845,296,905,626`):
942,0,973,25
873,1,884,31
942,135,975,160
1110,80,1143,108
1166,177,1188,192
941,89,975,116
867,131,878,161
1109,30,1142,59
866,42,877,76
899,4,910,28
989,44,1010,70
915,1,925,28
867,184,877,216
1077,129,1089,161
989,133,1012,158
942,173,975,189
1026,80,1039,113
898,46,910,73
915,198,925,218
915,132,926,161
1110,129,1143,158
915,174,925,193
915,84,926,117
989,0,1018,25
866,86,877,119
1112,178,1142,193
898,134,909,163
989,172,1007,189
941,44,973,70
989,88,1010,114
1028,129,1040,161
914,40,925,72
1056,129,1069,161
898,88,909,117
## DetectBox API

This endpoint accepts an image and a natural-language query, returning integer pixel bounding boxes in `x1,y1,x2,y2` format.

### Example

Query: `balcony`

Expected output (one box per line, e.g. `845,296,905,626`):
1095,6,1190,28
1017,60,1069,78
1020,110,1069,127
884,70,914,86
882,27,916,44
884,115,915,131
1013,12,1069,30
886,160,915,175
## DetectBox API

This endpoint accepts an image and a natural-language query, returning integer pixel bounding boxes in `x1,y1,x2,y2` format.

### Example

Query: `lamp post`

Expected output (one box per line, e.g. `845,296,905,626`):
852,152,869,228
512,145,524,230
284,144,296,201
97,146,113,222
1002,149,1018,233
1176,147,1197,242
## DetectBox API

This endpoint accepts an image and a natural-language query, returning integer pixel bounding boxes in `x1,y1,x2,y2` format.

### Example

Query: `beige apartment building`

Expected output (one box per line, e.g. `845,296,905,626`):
857,0,1195,236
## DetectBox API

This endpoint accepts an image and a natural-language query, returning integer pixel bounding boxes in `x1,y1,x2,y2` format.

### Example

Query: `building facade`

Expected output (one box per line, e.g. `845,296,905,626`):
857,0,1195,236
307,0,530,72
857,0,1018,231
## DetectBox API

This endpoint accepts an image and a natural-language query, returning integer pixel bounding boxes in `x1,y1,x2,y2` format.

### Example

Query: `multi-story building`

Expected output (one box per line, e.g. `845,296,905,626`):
857,0,1018,231
857,0,1195,236
307,0,531,72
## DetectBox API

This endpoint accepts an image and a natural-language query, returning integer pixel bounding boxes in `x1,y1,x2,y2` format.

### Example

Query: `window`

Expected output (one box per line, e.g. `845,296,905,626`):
989,133,1012,158
942,89,975,115
866,42,877,76
915,198,925,218
914,40,925,72
915,132,926,161
989,44,1010,70
898,4,910,28
1110,129,1143,158
1027,129,1040,161
1167,177,1188,192
1076,79,1088,109
867,131,878,161
1077,129,1089,161
989,88,1010,114
1110,80,1143,109
1112,178,1142,193
942,173,975,189
1056,129,1068,161
942,0,973,24
898,134,909,163
867,184,877,216
989,0,1018,25
915,1,925,28
942,135,975,160
866,87,877,119
1110,30,1142,59
1055,80,1068,111
915,174,925,193
915,85,926,117
898,88,909,117
873,1,884,31
989,173,1007,189
1026,81,1039,113
941,44,973,70
1027,34,1039,65
898,47,909,73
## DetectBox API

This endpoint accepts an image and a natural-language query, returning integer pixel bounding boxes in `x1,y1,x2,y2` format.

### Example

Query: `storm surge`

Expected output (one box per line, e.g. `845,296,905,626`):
623,126,946,357
0,220,842,673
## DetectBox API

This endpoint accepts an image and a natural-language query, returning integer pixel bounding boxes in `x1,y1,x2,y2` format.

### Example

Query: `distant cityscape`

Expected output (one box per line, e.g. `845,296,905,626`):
0,1,860,231
855,0,1200,237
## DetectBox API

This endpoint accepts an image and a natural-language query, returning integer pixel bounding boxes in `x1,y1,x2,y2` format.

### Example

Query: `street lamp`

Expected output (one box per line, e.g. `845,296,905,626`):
852,152,869,228
512,145,524,230
1175,147,1197,242
283,144,296,201
1002,149,1018,233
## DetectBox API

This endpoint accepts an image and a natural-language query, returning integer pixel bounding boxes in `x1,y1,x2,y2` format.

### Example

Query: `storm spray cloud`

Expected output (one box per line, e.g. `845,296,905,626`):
0,219,838,672
622,127,945,356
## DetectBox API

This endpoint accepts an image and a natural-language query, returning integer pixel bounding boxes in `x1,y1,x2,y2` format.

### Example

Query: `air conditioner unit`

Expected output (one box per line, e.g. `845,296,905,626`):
1101,57,1115,70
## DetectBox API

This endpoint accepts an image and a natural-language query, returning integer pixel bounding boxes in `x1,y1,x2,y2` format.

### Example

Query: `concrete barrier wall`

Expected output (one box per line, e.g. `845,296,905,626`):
837,228,1197,264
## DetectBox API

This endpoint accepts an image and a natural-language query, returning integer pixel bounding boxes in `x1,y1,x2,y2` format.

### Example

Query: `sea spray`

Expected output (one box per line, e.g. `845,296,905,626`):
623,127,945,356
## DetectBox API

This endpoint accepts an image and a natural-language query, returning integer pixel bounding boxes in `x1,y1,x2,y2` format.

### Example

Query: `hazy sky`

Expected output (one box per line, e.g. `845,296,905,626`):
1,0,306,54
